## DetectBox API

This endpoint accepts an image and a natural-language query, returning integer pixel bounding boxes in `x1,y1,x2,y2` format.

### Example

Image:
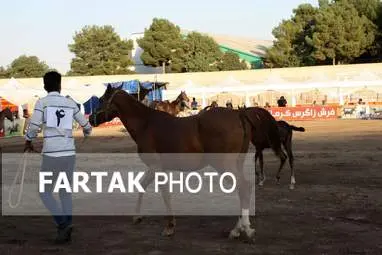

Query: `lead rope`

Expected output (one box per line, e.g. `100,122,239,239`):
8,151,29,208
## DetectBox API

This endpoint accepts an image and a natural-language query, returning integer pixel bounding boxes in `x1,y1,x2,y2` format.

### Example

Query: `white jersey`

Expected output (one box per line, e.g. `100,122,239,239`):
25,91,92,157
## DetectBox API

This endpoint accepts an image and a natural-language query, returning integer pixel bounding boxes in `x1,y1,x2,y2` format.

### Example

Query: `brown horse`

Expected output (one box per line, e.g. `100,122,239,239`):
240,106,303,189
149,91,190,116
0,108,14,133
253,120,305,190
89,85,278,240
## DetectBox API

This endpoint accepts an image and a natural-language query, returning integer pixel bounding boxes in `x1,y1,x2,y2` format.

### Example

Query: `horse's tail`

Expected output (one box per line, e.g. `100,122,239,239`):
278,120,305,132
290,125,305,132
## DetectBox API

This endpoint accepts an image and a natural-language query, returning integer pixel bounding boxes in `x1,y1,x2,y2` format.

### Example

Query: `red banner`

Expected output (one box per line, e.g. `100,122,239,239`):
268,106,339,120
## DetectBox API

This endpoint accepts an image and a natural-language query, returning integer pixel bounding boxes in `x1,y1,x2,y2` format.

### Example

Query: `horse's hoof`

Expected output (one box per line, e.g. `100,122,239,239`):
289,184,295,190
258,181,264,187
133,216,143,225
228,229,240,239
161,227,175,237
242,226,256,241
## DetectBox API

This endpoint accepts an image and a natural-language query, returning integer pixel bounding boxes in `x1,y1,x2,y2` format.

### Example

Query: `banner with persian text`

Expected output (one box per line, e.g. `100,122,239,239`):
268,106,339,121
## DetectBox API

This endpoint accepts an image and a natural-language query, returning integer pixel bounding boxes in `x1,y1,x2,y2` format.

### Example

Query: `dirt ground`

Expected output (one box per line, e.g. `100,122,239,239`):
1,119,382,255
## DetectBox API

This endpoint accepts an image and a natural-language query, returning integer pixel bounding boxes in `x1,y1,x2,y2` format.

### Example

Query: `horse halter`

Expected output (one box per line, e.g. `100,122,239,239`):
94,89,121,125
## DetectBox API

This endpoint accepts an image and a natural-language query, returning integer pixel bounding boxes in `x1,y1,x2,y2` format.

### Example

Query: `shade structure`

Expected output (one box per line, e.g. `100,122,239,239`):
0,78,44,106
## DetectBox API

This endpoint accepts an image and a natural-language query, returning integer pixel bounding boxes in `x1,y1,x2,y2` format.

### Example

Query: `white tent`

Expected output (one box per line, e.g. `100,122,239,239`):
61,82,106,104
0,78,44,106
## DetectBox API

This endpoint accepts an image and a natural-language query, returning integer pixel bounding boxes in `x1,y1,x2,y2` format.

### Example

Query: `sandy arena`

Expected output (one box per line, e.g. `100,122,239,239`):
1,119,382,254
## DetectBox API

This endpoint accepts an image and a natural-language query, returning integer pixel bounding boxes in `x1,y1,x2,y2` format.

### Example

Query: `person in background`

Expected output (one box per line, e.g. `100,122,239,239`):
264,102,271,109
277,96,287,107
191,97,198,110
22,108,30,135
24,71,92,244
226,100,233,109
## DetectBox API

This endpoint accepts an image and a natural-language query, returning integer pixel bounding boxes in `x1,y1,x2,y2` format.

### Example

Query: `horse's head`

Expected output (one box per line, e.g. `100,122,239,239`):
178,91,190,103
3,108,14,122
89,84,122,127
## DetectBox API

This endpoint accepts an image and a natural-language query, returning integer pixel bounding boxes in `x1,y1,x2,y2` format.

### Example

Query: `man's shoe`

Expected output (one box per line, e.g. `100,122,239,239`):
54,224,73,244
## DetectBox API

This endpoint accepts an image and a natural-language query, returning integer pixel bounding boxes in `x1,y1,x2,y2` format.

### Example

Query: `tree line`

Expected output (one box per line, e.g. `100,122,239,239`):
0,18,248,78
3,1,381,79
265,0,382,67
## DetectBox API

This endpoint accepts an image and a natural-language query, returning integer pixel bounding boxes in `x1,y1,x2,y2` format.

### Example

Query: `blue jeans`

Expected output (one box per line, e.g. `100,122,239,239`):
39,155,75,227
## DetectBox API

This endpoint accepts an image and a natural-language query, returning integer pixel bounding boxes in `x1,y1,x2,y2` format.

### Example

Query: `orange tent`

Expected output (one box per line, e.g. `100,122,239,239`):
0,97,18,112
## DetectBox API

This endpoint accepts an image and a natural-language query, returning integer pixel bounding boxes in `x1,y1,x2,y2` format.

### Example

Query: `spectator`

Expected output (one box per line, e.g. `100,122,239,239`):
277,96,287,107
264,102,271,109
191,97,198,110
226,100,233,109
23,109,30,135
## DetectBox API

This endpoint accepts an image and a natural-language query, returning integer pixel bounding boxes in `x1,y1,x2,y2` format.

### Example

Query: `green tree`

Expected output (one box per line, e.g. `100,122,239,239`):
265,4,319,67
345,0,382,63
137,18,186,73
182,32,223,72
217,52,248,71
6,55,50,78
307,0,376,64
345,0,381,21
68,25,134,76
0,66,9,78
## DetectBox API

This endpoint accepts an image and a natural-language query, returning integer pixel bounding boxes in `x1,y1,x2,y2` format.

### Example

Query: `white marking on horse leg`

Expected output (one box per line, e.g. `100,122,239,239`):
241,209,250,225
289,176,296,190
259,175,266,186
241,209,255,238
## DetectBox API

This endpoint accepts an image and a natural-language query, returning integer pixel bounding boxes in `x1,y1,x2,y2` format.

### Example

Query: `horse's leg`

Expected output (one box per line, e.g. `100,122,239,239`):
275,149,287,185
133,169,156,224
258,151,266,186
228,160,255,241
285,134,296,190
254,151,259,181
159,183,176,236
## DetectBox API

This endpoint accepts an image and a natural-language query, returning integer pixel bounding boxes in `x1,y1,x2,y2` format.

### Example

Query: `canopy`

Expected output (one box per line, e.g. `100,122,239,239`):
61,82,106,104
0,77,44,106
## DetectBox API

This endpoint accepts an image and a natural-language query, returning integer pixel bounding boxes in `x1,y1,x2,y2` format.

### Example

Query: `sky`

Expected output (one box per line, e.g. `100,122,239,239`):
0,0,318,73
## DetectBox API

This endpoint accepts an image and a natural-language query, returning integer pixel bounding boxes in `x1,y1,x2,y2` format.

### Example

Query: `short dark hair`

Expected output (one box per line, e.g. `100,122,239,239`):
43,71,61,92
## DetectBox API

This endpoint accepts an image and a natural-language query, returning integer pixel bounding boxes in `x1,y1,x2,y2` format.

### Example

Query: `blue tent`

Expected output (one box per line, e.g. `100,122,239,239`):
83,96,100,115
105,80,164,102
141,81,164,101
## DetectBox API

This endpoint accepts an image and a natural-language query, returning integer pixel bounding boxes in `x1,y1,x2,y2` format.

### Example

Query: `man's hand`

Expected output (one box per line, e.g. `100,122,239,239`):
24,140,34,153
83,128,92,137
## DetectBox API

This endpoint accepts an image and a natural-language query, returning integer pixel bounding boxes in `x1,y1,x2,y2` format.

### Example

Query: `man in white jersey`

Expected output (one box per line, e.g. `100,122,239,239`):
24,71,92,244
